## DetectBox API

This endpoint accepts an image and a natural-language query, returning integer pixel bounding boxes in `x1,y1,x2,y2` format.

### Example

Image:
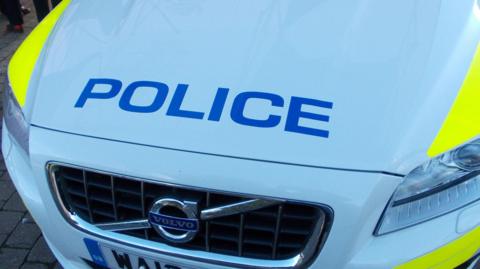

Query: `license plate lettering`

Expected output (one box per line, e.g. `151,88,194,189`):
83,238,189,269
109,249,184,269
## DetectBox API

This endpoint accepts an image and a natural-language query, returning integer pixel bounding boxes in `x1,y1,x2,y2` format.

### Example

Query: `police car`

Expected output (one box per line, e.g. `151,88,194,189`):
3,0,480,268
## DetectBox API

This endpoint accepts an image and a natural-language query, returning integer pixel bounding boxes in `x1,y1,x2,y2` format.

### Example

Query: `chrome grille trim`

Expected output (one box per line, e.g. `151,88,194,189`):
273,205,283,259
96,199,283,233
96,220,151,232
82,170,93,222
200,199,281,220
47,162,333,269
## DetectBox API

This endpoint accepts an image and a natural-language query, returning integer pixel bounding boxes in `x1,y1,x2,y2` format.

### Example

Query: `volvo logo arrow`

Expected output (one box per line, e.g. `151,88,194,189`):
148,198,199,243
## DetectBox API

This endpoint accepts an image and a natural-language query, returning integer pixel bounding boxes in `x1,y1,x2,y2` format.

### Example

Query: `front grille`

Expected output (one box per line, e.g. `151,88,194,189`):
50,165,330,262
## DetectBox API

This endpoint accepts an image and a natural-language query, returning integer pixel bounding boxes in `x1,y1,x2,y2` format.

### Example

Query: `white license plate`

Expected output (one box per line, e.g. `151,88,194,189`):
84,238,193,269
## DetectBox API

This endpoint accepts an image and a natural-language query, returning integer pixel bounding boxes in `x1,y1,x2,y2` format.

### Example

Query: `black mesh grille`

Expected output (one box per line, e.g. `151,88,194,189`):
53,165,330,261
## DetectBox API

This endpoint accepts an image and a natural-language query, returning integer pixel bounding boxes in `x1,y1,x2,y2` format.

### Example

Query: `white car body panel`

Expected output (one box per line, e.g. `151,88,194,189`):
28,0,480,174
3,124,479,269
3,0,480,268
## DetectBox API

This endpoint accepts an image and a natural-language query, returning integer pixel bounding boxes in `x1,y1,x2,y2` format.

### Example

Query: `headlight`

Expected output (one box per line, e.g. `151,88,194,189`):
3,76,29,153
376,138,480,235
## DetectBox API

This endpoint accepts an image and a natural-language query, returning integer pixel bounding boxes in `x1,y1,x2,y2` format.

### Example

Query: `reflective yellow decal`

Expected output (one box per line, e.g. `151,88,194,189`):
7,0,71,107
427,44,480,157
395,226,480,269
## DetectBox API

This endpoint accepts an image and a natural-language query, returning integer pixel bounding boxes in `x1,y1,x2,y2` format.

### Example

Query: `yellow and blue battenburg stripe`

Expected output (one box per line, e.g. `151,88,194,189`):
7,0,71,107
428,44,480,157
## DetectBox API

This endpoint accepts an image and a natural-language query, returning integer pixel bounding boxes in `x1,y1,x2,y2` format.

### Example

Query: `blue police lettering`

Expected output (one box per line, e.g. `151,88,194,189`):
285,97,333,138
166,84,205,119
75,78,333,138
74,78,122,107
119,81,169,113
208,88,229,121
231,92,284,128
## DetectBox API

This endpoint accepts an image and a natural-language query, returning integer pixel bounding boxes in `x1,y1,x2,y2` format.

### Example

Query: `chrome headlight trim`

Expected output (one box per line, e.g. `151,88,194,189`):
3,75,29,154
376,138,480,235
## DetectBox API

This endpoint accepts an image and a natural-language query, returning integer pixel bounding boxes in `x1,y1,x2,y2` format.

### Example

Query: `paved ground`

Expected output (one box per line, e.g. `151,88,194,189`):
0,2,62,268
